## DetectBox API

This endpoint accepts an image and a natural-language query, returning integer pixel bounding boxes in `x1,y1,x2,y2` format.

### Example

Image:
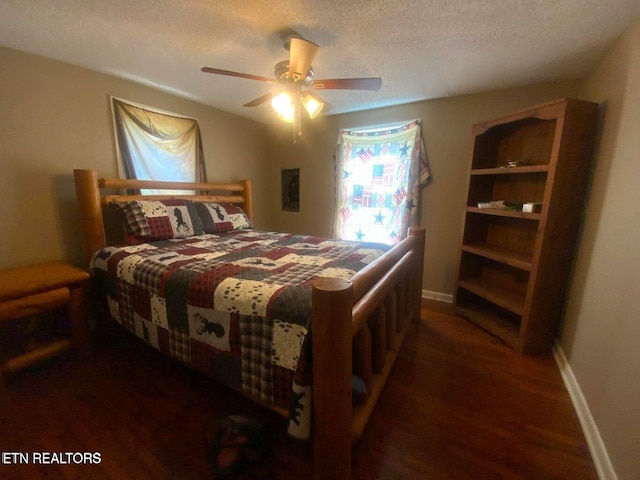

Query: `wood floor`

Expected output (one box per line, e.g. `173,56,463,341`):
0,301,597,480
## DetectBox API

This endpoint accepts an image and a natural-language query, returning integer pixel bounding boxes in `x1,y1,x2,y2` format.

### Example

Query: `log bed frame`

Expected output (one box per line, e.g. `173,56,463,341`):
73,169,425,480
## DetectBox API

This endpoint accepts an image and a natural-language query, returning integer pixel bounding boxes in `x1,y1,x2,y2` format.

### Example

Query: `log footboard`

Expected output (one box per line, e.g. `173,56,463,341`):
312,227,425,480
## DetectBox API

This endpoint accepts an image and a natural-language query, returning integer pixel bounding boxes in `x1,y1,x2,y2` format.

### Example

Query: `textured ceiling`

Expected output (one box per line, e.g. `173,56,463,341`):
1,0,640,124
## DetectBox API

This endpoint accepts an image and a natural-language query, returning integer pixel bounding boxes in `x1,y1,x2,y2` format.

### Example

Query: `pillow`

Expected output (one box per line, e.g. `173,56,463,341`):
110,199,204,241
195,202,252,233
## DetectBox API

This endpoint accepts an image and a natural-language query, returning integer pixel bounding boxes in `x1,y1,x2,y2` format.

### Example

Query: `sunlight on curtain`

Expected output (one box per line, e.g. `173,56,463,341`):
112,98,206,194
334,120,430,244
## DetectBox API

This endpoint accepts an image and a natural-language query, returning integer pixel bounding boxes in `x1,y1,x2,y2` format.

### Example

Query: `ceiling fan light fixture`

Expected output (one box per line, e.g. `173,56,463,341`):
302,93,324,119
271,90,295,123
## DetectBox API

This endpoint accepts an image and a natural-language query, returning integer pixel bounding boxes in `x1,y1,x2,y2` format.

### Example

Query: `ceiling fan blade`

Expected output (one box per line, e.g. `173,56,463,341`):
243,92,274,107
312,77,382,91
201,67,276,84
289,37,319,80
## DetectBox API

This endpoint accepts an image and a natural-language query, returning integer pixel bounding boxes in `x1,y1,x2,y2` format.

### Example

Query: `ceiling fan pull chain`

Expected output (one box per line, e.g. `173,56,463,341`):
297,97,303,138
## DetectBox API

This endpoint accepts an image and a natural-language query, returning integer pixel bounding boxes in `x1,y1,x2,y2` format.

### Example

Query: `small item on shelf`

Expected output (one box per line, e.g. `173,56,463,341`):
476,200,506,209
477,200,522,211
504,202,523,211
499,160,522,168
522,202,542,213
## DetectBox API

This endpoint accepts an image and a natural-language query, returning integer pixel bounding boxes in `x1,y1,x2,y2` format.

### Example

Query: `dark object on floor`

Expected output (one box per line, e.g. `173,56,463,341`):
204,415,269,479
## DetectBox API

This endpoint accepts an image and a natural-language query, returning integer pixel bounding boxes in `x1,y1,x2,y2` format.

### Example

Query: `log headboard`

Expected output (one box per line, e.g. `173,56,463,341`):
73,169,253,265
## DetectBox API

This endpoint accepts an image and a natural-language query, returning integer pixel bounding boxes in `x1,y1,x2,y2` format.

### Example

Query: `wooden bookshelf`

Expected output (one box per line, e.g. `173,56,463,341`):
454,99,599,354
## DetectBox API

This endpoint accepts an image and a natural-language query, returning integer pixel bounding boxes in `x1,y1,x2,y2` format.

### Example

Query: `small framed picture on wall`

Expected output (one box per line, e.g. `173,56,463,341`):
281,168,300,212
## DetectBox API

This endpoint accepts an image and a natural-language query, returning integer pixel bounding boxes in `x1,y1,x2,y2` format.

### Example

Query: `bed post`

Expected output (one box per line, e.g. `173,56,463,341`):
242,179,254,224
74,169,106,266
409,227,426,321
312,277,353,480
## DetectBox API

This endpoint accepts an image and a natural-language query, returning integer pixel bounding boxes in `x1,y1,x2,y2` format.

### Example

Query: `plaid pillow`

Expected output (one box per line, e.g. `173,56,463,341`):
195,202,252,233
110,199,204,241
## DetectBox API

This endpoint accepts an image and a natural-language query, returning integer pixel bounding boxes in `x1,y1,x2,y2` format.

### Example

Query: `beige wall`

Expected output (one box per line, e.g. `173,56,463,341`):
267,82,579,295
565,18,640,480
0,47,272,270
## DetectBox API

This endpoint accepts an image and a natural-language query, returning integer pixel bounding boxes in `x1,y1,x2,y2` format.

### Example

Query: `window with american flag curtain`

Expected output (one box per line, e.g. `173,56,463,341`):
334,120,431,245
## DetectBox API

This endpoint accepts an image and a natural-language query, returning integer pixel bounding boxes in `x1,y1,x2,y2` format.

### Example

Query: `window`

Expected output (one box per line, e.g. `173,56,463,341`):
111,97,206,193
334,120,430,244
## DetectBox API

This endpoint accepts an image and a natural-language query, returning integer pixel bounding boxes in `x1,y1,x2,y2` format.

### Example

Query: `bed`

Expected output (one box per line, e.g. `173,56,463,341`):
73,169,425,480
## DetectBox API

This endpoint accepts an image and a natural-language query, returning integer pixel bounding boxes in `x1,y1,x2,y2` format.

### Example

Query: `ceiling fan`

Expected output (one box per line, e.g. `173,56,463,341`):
201,32,382,140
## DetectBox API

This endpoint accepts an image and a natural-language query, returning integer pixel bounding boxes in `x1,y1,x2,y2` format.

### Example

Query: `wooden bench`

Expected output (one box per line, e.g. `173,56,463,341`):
0,261,91,379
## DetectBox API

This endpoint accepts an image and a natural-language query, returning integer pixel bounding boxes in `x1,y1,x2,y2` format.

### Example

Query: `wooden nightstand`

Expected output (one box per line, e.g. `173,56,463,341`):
0,261,91,378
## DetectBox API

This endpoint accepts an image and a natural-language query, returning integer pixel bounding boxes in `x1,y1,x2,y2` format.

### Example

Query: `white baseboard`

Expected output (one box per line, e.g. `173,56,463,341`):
553,344,618,480
422,289,453,303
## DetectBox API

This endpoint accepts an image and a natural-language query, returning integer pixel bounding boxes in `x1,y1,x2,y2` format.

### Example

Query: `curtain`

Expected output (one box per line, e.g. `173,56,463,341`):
112,98,206,193
333,120,431,244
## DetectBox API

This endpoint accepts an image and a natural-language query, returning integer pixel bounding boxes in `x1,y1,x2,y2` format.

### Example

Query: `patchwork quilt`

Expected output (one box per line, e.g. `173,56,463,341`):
90,230,389,438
